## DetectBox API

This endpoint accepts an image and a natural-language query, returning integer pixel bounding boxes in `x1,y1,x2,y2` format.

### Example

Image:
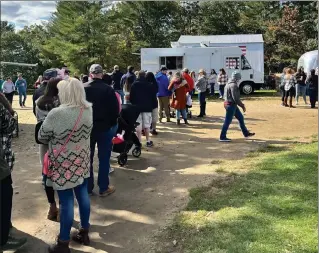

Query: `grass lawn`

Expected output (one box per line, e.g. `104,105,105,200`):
164,143,318,253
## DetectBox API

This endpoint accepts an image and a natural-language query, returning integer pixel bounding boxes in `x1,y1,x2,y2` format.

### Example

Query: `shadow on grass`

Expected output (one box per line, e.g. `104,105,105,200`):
161,142,318,253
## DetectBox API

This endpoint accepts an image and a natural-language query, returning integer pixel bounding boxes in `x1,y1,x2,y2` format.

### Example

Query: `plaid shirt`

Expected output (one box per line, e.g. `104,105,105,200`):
218,74,228,86
0,104,16,171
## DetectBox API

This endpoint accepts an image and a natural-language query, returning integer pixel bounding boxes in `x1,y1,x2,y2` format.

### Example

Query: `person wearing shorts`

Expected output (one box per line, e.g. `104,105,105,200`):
130,71,157,147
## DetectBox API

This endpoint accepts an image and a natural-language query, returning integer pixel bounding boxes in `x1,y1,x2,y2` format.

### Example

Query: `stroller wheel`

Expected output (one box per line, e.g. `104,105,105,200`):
118,153,128,167
132,147,141,158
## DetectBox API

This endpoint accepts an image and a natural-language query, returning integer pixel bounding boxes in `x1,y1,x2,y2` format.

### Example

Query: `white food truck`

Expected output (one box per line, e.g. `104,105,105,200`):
141,46,264,94
297,50,318,74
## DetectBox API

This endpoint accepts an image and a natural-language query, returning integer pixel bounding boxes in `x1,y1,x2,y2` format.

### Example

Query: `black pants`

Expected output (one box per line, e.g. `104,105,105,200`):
309,89,318,108
43,175,56,204
280,86,285,102
4,92,14,105
0,174,13,246
285,87,295,98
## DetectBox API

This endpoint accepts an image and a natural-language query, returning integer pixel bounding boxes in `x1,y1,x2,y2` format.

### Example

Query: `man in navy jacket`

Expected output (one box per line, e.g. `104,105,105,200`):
84,64,119,196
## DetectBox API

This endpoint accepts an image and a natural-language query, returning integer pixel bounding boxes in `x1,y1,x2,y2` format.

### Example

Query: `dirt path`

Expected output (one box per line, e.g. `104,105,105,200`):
8,96,317,253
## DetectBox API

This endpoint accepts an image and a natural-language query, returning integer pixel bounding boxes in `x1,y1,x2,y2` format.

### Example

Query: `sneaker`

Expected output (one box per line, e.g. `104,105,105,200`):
219,96,223,99
219,138,232,142
151,129,158,135
146,141,154,147
0,236,27,251
197,114,204,118
109,167,115,174
99,185,116,197
245,132,255,138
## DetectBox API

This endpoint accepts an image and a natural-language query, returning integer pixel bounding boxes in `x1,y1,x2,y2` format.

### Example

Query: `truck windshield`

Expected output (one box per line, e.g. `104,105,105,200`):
241,55,251,70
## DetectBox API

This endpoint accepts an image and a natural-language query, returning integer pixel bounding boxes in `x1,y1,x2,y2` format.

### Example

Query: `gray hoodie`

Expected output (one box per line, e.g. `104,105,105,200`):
195,76,208,93
224,79,244,107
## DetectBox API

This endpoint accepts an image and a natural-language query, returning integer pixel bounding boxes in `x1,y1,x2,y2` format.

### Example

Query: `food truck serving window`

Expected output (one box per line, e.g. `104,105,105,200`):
226,57,240,69
160,56,183,70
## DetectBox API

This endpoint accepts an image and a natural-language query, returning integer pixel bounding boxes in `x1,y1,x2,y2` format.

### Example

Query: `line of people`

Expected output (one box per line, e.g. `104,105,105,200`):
0,63,255,252
280,67,318,108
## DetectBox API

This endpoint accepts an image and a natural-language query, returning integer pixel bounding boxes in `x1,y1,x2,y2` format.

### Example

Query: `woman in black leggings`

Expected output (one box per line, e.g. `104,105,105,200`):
35,77,61,221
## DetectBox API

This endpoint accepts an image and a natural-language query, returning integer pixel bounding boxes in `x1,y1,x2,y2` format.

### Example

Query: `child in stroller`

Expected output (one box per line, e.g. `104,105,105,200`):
112,104,142,166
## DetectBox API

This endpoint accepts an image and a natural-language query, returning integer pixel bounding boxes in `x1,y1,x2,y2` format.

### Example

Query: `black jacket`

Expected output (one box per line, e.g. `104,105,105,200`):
130,77,157,113
33,81,48,115
84,78,119,132
111,70,124,90
149,80,159,109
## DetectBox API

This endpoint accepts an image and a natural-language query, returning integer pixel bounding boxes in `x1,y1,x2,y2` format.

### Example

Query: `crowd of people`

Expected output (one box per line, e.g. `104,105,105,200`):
4,60,318,252
280,67,318,108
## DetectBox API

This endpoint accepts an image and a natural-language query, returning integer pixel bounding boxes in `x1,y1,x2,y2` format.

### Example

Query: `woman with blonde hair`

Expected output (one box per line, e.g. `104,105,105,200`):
283,68,297,108
38,78,93,252
34,75,43,89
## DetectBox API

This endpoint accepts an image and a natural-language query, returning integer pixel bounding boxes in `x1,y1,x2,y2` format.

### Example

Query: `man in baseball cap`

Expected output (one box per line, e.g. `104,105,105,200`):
89,64,103,74
85,64,119,196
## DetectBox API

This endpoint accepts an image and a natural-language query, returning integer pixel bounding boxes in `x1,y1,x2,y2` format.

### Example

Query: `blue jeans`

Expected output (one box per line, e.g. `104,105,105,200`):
176,109,187,119
210,83,215,95
57,179,90,241
88,125,118,194
18,89,27,106
295,84,307,103
115,90,125,105
220,104,249,139
219,85,225,97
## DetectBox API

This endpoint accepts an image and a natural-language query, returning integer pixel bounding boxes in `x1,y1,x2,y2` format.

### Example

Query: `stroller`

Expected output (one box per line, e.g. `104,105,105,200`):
113,104,142,166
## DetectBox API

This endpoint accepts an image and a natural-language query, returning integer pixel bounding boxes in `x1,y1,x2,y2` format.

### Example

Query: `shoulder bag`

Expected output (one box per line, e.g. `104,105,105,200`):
43,107,83,176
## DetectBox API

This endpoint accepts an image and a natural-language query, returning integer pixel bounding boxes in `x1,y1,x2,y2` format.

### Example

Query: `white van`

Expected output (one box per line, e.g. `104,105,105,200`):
141,46,264,94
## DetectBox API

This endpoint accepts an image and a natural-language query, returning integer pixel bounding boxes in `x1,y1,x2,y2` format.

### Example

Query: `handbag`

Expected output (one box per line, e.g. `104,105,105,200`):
35,121,44,144
43,107,84,176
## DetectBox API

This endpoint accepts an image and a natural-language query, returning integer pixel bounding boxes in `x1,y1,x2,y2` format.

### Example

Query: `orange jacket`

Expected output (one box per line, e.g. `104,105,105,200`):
183,73,194,92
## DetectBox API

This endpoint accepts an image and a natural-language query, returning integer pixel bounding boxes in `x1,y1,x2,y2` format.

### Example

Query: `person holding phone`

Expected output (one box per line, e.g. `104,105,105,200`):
219,71,255,142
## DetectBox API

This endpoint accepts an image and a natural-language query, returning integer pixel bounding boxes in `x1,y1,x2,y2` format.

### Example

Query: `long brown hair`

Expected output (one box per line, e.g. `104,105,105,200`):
285,68,295,79
124,75,135,92
37,77,60,110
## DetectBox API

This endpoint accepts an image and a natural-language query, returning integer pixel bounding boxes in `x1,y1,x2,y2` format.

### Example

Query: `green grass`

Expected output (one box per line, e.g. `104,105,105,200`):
165,143,318,253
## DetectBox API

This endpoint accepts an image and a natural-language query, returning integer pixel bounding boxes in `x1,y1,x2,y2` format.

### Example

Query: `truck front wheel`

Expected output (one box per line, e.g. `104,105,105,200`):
240,82,254,95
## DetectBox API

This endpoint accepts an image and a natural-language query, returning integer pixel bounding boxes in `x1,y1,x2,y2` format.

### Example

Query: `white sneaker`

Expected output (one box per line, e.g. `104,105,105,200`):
109,167,115,174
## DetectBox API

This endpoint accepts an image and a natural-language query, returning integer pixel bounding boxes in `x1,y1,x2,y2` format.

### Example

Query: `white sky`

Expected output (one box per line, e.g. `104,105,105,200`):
1,1,57,30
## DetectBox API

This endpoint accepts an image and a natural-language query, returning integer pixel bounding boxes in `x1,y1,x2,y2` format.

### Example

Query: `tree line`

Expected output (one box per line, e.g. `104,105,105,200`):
1,1,317,87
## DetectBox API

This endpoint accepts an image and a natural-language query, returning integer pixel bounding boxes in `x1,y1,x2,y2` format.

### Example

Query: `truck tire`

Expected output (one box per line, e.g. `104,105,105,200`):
240,82,254,95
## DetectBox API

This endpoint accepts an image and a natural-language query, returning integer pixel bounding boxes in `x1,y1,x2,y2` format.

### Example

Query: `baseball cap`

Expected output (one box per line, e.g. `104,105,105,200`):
114,65,119,70
160,66,168,71
43,69,58,80
182,68,189,73
89,64,103,74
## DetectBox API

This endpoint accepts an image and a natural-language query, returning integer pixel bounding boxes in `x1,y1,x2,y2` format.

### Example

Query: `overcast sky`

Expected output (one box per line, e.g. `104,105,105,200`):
1,1,57,30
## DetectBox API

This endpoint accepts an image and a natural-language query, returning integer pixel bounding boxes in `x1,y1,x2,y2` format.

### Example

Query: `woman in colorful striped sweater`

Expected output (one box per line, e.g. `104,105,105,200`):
38,78,93,253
